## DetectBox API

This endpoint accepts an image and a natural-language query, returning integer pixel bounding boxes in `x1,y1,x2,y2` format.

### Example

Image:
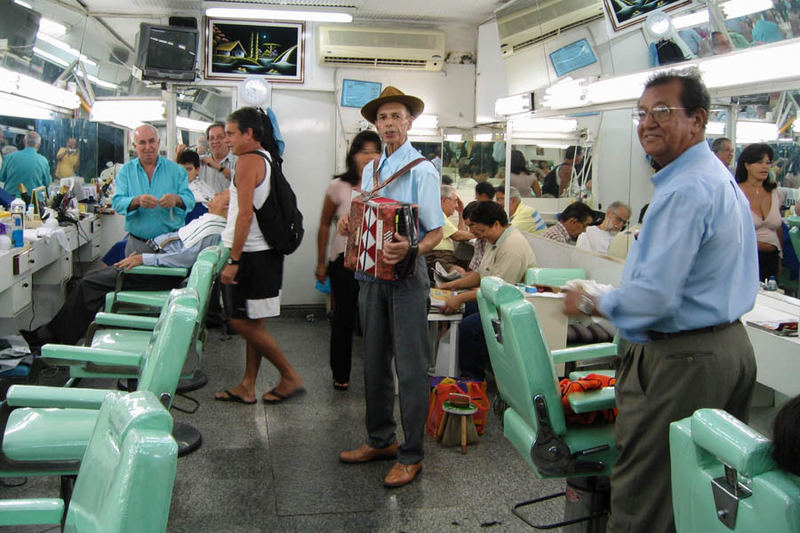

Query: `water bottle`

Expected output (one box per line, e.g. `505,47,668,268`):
10,196,25,248
768,276,778,291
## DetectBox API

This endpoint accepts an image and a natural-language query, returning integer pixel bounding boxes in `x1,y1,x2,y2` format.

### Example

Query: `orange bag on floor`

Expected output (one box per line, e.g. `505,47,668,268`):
426,377,490,437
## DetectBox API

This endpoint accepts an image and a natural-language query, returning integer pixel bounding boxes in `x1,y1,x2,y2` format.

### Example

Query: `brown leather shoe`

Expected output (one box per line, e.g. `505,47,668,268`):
383,461,422,488
339,442,398,463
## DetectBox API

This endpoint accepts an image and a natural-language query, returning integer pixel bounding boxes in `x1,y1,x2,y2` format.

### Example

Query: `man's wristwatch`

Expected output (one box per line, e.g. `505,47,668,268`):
226,257,240,266
576,294,595,316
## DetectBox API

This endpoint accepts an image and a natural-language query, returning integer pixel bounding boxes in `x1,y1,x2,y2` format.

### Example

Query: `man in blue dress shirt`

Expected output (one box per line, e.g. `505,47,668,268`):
338,87,443,488
112,124,195,255
565,71,758,532
0,131,51,194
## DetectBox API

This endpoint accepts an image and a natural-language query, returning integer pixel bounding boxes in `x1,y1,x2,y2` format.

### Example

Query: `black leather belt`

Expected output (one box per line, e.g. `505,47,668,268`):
647,320,739,341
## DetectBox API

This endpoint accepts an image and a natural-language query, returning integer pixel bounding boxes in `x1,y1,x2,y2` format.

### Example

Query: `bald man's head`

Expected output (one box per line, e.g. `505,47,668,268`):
132,124,160,166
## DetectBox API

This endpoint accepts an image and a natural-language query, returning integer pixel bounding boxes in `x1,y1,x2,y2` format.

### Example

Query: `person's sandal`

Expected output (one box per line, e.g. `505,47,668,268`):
333,381,349,391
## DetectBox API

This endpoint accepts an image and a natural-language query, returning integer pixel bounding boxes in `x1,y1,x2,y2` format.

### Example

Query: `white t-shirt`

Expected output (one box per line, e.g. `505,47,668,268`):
576,225,614,255
222,150,271,252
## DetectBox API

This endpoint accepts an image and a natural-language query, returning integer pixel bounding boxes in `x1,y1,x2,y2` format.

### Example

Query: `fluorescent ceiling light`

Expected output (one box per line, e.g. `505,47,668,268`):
33,46,69,67
36,33,97,67
0,66,79,109
510,118,577,133
474,133,493,142
407,127,440,137
707,121,725,135
176,116,212,132
13,0,31,8
495,93,533,116
700,41,800,89
526,141,571,149
444,134,462,142
81,72,118,90
39,18,67,37
543,78,586,110
91,99,164,123
736,120,779,142
0,93,55,119
413,114,438,129
205,7,352,23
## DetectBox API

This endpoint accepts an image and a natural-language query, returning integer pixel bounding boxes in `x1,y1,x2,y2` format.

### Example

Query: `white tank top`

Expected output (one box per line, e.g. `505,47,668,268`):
222,150,272,251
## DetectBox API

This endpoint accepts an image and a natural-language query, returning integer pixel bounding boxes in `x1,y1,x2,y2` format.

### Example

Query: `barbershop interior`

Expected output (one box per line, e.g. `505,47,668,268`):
1,0,800,531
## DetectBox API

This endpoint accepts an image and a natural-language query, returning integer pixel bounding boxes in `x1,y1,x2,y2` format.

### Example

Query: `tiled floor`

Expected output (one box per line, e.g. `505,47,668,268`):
0,316,566,532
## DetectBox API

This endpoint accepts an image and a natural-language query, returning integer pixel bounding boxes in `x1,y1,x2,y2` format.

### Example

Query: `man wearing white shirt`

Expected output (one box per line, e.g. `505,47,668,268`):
576,201,630,255
198,123,237,193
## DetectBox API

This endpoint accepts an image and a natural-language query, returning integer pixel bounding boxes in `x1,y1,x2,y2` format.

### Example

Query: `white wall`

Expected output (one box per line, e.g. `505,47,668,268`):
264,22,477,305
476,20,507,124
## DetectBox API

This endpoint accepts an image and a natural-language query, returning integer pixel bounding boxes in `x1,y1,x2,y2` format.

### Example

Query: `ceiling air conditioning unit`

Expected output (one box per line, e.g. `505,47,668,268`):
497,0,605,57
318,26,445,71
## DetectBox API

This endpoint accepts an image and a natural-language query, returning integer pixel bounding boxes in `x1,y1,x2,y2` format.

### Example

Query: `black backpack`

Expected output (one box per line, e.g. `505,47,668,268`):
245,150,304,255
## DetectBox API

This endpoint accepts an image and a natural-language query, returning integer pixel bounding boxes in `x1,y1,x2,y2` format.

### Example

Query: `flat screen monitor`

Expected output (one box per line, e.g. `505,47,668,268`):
135,23,198,82
549,38,597,79
341,79,382,108
0,0,41,60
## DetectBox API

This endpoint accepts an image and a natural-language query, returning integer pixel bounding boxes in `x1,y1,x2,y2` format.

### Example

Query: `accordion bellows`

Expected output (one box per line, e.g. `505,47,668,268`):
344,195,419,280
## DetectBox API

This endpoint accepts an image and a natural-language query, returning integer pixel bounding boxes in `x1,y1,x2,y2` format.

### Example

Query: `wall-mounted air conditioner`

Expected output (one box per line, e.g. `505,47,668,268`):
318,26,445,71
497,0,605,57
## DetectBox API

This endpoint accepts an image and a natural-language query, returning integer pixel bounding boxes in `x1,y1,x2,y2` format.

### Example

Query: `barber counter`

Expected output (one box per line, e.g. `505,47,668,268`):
0,213,122,336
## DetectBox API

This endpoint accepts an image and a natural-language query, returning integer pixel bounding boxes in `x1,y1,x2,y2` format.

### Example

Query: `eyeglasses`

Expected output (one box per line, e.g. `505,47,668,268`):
632,105,686,123
610,211,629,229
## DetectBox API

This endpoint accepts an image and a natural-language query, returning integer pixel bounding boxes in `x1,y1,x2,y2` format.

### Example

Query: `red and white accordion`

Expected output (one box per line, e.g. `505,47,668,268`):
344,195,419,281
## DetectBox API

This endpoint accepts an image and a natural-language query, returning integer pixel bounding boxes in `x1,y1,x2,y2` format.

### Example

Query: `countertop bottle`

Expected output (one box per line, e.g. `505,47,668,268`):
10,196,25,248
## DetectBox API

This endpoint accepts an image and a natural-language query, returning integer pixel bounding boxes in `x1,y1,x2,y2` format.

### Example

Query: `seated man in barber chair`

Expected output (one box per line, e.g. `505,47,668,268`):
437,201,537,380
21,190,229,348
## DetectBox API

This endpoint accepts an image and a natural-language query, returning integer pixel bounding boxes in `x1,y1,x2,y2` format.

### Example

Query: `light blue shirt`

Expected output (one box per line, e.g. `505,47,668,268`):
0,147,51,193
112,156,195,240
598,141,758,343
360,139,444,239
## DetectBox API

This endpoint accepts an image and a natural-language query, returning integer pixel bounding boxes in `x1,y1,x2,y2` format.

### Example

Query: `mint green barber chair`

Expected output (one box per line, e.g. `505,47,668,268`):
101,246,227,392
670,408,800,532
103,246,224,314
477,277,618,530
91,255,216,394
0,390,178,533
0,289,198,478
525,267,588,288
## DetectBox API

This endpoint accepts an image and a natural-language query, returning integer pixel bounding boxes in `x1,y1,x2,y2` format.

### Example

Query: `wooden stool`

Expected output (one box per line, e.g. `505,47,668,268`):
437,400,479,454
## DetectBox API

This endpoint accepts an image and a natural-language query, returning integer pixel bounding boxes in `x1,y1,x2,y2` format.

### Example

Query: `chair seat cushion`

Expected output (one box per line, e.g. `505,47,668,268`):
4,408,99,462
90,329,152,352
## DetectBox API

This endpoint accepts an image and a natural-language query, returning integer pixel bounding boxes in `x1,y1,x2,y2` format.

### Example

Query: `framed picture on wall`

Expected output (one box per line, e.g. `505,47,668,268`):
602,0,692,32
205,18,304,82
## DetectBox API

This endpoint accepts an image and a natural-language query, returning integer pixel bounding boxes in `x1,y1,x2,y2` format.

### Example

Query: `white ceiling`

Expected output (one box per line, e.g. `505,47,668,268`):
69,0,510,51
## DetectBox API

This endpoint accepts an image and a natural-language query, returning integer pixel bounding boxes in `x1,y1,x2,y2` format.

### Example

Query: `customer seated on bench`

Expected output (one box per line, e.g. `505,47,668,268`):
0,391,178,533
436,201,537,380
20,191,229,348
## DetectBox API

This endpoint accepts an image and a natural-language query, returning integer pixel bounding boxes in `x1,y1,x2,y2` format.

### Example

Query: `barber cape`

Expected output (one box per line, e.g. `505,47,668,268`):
178,213,227,249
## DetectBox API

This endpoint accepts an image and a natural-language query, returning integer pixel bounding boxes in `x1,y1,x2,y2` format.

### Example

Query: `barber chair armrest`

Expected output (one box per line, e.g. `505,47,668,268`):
567,387,616,414
690,408,776,477
5,385,115,409
124,265,188,277
93,313,158,330
41,344,142,368
551,342,617,364
0,499,64,526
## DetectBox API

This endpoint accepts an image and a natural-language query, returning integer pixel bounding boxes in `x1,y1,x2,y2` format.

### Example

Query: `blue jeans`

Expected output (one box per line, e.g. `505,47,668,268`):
457,301,486,380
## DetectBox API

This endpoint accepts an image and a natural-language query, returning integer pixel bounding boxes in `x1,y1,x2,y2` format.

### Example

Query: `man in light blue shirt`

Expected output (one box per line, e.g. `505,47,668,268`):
0,131,51,194
112,124,195,254
338,87,443,488
565,71,758,533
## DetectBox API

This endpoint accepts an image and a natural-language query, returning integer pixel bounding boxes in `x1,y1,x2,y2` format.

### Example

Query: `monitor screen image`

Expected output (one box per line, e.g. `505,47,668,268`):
341,79,382,108
549,38,597,78
135,23,198,81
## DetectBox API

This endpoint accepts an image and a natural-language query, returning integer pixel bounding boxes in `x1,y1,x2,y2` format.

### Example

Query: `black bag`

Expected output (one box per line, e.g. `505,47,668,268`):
656,39,686,65
245,150,304,255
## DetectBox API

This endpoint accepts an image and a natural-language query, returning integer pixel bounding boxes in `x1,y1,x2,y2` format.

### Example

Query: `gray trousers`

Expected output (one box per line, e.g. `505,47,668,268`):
125,234,154,256
358,256,430,465
608,323,756,533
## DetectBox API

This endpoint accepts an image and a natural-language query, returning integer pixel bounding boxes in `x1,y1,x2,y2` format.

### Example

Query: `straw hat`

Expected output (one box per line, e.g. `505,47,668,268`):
360,86,425,123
